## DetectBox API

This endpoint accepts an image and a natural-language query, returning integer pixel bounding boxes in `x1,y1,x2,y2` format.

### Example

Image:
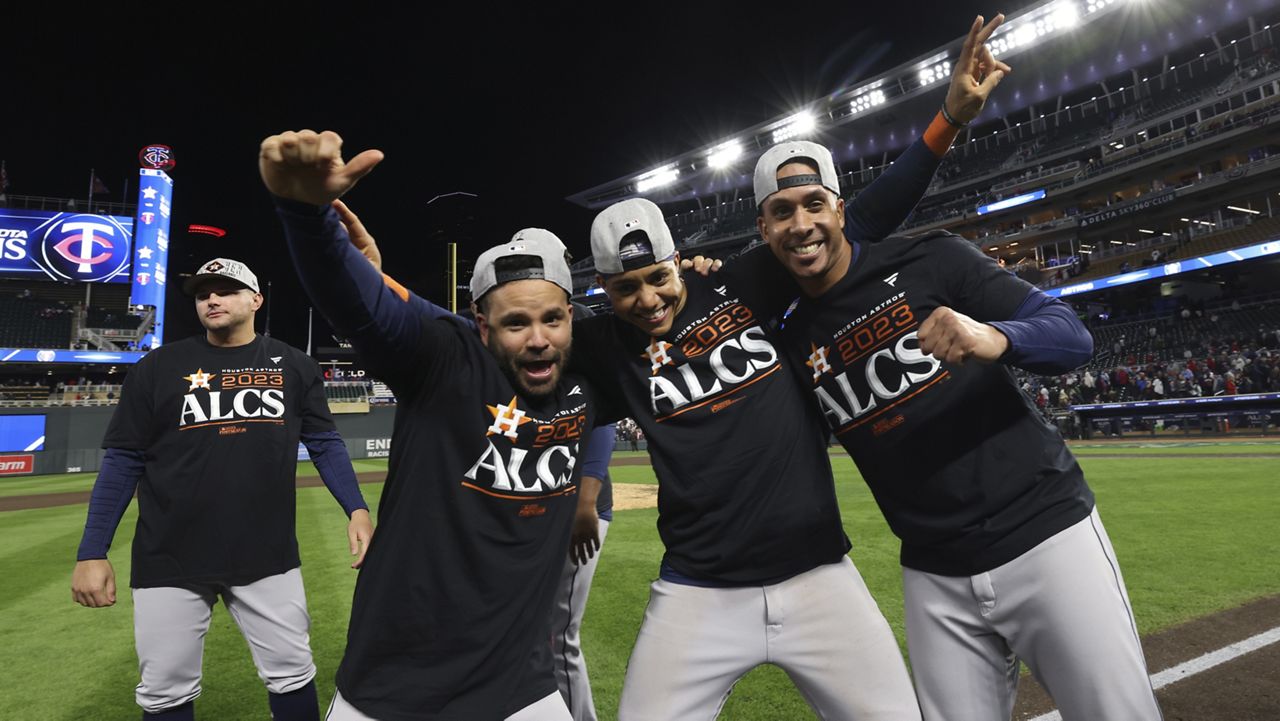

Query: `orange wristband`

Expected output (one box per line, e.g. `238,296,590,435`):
382,273,410,302
923,111,961,157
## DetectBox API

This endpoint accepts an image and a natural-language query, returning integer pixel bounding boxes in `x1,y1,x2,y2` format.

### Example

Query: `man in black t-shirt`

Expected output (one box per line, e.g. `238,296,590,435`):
570,194,925,718
261,130,600,721
72,257,373,721
751,80,1162,721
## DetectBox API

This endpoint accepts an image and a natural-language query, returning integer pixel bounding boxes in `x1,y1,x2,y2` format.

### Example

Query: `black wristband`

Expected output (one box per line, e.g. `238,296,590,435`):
940,103,968,128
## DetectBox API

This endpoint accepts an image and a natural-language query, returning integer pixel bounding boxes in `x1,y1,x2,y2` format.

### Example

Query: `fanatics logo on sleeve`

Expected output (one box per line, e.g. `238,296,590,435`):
270,356,283,364
568,385,583,396
883,273,900,287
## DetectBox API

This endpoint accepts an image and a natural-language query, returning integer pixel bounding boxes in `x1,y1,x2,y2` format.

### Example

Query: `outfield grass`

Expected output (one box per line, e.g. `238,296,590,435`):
1,447,1276,719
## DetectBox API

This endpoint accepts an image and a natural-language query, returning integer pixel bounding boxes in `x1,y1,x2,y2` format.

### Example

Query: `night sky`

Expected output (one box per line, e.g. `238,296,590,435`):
8,3,1031,350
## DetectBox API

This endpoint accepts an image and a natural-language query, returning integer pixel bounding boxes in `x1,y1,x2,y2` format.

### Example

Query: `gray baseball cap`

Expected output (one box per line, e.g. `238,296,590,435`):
590,198,676,275
470,232,574,301
753,141,841,206
183,257,260,295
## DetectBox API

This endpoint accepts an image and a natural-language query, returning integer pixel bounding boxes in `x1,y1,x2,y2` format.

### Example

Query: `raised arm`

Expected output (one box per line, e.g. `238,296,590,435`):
846,14,1010,241
261,130,457,384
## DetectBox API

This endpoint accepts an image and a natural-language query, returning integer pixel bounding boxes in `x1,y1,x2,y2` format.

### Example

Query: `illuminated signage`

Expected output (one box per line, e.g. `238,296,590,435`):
0,210,133,283
976,189,1046,215
1045,240,1280,298
132,169,174,349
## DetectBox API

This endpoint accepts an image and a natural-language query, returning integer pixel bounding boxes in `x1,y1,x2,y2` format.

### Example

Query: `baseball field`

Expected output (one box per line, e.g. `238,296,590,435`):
1,441,1276,719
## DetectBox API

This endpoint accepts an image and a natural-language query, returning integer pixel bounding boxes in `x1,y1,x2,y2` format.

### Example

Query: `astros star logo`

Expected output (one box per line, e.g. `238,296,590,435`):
806,343,832,382
183,368,216,391
644,340,674,375
486,396,533,439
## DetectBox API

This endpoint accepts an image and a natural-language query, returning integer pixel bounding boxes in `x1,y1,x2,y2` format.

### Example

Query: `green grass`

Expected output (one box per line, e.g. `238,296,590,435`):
0,471,98,497
1,447,1277,719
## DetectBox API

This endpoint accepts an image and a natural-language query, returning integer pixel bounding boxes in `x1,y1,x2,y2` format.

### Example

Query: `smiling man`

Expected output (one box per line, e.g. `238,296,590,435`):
72,257,372,721
568,186,934,719
751,19,1163,721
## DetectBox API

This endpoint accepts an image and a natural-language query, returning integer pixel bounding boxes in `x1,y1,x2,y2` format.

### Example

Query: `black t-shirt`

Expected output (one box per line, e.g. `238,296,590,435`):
572,254,850,585
335,314,597,721
102,334,336,588
775,232,1094,575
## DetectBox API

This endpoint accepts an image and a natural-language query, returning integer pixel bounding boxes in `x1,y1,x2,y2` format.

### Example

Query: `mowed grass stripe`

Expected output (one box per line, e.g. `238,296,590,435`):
2,453,1276,718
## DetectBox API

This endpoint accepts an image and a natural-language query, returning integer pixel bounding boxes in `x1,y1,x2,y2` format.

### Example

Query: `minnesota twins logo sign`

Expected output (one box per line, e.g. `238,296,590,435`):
139,144,177,171
39,214,132,282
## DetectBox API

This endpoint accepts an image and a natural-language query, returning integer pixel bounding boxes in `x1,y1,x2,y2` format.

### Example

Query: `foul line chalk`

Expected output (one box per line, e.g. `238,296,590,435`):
1028,625,1280,721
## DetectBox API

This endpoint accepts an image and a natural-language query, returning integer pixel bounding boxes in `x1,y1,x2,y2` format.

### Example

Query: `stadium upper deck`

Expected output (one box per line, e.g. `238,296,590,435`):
565,0,1280,303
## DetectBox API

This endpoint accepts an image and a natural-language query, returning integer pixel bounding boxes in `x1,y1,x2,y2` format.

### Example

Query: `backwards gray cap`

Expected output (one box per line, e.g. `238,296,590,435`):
590,198,677,275
183,257,260,295
469,231,574,301
752,141,841,206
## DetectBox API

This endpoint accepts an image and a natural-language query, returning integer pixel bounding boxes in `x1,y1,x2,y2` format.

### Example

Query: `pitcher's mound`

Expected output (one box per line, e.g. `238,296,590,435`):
613,483,658,511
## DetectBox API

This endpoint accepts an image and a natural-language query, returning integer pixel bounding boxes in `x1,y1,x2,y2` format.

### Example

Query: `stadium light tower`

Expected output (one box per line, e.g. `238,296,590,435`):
707,140,743,169
636,165,679,193
772,111,817,144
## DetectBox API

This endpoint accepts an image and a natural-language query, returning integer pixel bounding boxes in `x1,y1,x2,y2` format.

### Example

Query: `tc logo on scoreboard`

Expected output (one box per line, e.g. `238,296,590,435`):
139,144,177,171
39,214,132,282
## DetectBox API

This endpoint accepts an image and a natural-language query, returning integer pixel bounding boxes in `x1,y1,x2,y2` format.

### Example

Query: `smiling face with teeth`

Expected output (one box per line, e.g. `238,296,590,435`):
597,258,687,338
756,160,850,298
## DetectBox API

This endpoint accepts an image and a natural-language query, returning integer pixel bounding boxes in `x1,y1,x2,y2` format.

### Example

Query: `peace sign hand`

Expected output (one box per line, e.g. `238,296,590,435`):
944,14,1013,126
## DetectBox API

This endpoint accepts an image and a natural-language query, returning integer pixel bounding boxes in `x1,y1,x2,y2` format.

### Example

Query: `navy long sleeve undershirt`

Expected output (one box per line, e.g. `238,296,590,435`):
76,447,144,561
990,289,1094,375
845,139,943,242
76,433,369,561
302,430,369,517
581,424,615,481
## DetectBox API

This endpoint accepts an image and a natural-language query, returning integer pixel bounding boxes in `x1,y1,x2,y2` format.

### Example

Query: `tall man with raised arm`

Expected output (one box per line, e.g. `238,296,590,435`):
260,130,604,720
751,16,1162,721
564,16,1011,720
71,257,373,721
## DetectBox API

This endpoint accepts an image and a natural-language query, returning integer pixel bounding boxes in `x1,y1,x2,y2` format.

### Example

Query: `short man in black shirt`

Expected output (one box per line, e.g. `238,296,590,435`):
260,129,601,720
751,21,1162,715
570,194,927,718
72,257,373,721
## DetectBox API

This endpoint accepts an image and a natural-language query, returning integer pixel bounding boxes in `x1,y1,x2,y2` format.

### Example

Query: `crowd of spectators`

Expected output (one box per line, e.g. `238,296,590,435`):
1019,300,1280,415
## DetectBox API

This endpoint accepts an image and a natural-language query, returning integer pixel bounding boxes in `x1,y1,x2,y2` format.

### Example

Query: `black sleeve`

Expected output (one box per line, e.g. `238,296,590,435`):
274,198,459,396
101,354,155,450
297,353,339,435
927,234,1035,322
845,138,942,242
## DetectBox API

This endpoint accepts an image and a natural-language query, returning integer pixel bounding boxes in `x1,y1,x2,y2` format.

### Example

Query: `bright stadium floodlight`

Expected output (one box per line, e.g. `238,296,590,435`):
850,89,886,115
772,111,817,144
1228,205,1261,215
1052,1,1081,29
636,165,679,193
918,61,952,87
707,140,743,169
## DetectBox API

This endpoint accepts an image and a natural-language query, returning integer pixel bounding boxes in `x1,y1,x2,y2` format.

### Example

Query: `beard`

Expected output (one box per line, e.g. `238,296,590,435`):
487,336,570,403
